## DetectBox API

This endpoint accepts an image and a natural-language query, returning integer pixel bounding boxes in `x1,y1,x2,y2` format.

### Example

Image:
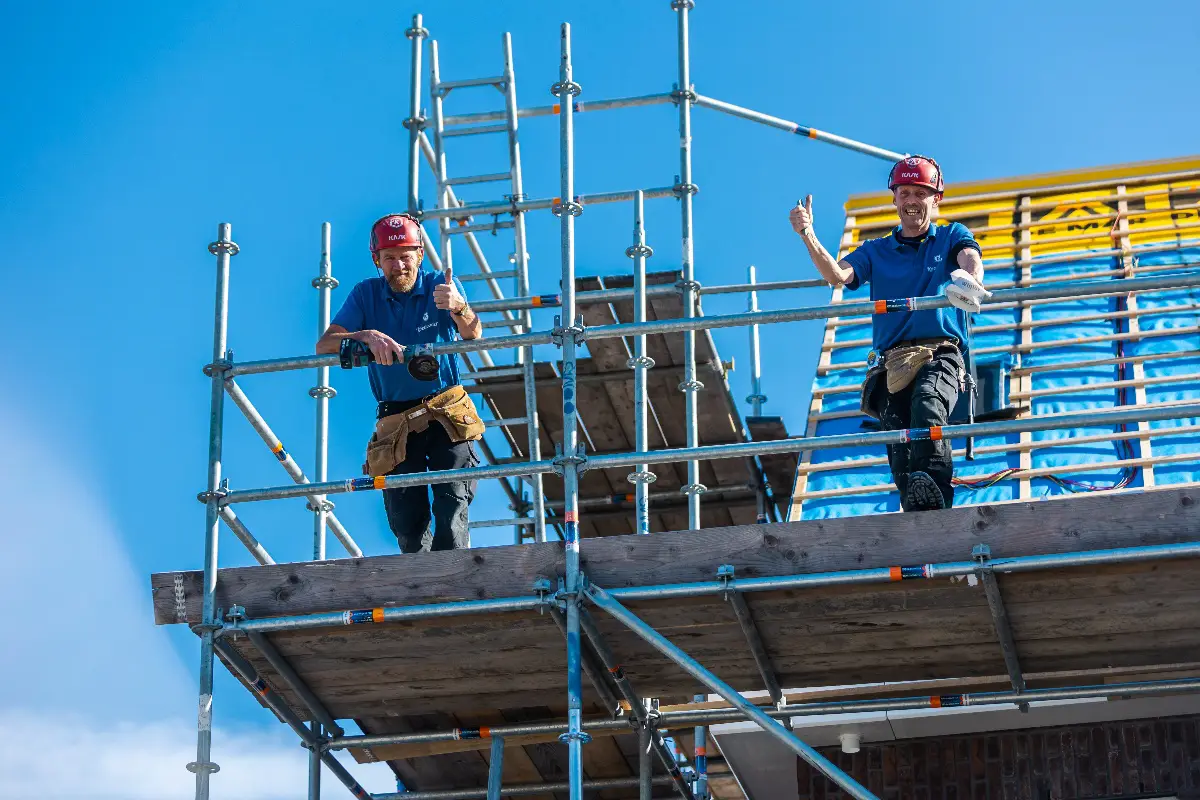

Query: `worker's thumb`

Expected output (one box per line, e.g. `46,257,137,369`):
443,263,453,287
804,194,813,213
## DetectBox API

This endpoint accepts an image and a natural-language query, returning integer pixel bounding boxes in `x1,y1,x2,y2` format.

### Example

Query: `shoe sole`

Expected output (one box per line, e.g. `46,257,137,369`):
906,472,945,512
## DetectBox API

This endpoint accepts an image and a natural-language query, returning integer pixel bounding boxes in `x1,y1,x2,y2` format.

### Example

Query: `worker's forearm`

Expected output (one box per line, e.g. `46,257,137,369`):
801,230,848,286
316,329,361,354
453,309,483,340
957,247,985,283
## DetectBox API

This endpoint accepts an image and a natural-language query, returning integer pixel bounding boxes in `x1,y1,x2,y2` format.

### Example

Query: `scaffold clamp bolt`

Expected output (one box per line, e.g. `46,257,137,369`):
196,488,229,505
972,543,992,564
672,181,699,198
401,115,426,130
717,564,735,599
202,357,233,378
186,761,220,775
305,498,335,513
225,605,246,624
551,317,587,346
533,578,553,614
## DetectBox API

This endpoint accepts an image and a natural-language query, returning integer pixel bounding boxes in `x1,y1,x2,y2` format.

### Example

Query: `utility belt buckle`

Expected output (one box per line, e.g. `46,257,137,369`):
867,349,881,368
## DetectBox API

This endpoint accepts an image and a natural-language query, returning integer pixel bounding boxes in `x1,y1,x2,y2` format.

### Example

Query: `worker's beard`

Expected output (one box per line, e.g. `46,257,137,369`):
386,271,419,293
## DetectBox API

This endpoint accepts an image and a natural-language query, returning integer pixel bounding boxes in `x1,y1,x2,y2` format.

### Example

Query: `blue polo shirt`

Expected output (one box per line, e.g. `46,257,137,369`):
844,222,980,353
331,272,466,403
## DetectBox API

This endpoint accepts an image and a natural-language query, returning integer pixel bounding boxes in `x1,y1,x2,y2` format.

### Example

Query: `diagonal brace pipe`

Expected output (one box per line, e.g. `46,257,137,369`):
585,583,879,800
973,544,1029,712
245,631,345,737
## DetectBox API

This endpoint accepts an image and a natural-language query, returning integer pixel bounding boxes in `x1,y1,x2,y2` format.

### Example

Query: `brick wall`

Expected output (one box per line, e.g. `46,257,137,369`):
795,715,1200,800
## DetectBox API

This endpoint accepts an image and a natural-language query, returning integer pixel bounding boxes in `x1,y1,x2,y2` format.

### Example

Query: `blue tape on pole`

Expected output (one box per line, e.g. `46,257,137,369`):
900,565,932,580
564,521,579,544
274,448,288,462
936,694,965,707
350,477,375,491
250,677,270,695
342,609,378,625
695,755,708,771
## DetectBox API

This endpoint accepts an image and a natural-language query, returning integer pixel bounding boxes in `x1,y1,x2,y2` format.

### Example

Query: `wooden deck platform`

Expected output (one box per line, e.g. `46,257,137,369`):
473,270,774,538
152,487,1200,796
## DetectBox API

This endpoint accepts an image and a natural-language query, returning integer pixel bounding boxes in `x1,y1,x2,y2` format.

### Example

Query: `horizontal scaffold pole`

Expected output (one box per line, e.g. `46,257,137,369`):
328,676,1200,752
442,91,675,126
220,271,1200,378
218,401,1200,506
418,186,678,222
373,775,673,800
219,538,1200,636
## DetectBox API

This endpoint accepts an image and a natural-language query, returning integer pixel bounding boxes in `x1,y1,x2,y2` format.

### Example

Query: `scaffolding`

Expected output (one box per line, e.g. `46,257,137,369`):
172,5,1200,800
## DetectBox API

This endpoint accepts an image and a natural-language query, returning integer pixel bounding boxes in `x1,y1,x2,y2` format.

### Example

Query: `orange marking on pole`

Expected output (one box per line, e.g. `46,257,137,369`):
480,726,491,738
930,426,943,441
874,299,888,313
271,442,285,453
531,296,543,307
929,696,942,708
373,476,387,490
889,566,903,581
372,608,385,623
552,103,561,114
808,128,819,139
456,218,469,226
695,747,707,756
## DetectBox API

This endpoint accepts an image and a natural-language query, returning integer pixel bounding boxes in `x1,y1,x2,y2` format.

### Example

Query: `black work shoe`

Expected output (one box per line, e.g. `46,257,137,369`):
905,471,945,512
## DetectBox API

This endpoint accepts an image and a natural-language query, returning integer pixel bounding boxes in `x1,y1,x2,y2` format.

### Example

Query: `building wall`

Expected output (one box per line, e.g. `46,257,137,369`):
795,715,1200,800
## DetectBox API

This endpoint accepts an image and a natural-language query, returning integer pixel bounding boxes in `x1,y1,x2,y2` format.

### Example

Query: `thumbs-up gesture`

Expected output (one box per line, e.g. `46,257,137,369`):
789,195,815,236
433,263,467,314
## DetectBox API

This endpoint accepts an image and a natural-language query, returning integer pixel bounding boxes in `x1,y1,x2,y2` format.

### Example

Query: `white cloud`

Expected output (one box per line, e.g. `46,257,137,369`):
0,402,396,798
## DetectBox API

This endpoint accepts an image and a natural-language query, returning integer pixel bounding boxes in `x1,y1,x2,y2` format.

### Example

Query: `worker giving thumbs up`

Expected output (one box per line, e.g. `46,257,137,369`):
433,262,469,315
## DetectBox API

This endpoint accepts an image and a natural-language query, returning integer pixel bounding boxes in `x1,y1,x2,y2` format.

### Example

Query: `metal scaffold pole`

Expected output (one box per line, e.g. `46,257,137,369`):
673,0,704,530
693,693,709,799
430,39,453,277
746,264,769,523
310,222,336,561
503,30,546,543
405,14,428,213
189,223,237,797
552,21,588,800
627,189,656,534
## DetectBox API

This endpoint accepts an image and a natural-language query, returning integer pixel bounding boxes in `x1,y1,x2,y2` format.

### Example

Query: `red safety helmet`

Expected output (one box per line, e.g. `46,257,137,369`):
369,213,424,264
888,155,944,196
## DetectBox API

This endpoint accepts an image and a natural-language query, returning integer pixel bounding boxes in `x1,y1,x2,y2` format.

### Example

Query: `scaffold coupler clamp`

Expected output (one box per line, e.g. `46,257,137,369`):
670,0,697,12
305,497,335,514
626,468,657,486
197,478,230,508
186,760,220,776
552,576,588,610
220,604,246,640
549,78,582,99
682,482,708,497
551,197,583,218
971,543,992,569
550,315,587,346
671,175,699,199
208,238,240,257
717,564,735,600
669,79,698,104
532,578,553,615
552,442,589,475
309,385,337,400
203,348,234,378
627,354,656,370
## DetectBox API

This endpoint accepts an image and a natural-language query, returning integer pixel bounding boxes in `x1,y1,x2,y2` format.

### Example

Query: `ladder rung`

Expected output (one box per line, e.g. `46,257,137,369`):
459,269,518,282
482,319,524,330
437,76,505,92
447,220,515,236
444,124,508,138
445,172,511,187
485,416,529,428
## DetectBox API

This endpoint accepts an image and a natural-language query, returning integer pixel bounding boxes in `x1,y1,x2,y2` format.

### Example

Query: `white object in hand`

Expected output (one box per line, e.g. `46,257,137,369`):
944,268,991,313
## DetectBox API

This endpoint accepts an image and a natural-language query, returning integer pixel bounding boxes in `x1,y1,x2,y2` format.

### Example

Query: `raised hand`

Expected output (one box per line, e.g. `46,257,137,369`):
789,195,815,235
433,263,466,313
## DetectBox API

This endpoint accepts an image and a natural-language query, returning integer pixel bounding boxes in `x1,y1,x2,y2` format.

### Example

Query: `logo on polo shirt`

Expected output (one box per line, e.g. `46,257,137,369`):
934,255,943,262
422,312,429,321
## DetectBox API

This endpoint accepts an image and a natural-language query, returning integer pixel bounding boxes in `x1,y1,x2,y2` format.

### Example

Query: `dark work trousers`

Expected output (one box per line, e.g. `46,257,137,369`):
382,422,478,553
879,348,963,510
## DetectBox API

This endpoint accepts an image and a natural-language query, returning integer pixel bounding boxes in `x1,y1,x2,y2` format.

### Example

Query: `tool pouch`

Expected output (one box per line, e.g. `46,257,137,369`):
859,364,887,421
425,384,486,443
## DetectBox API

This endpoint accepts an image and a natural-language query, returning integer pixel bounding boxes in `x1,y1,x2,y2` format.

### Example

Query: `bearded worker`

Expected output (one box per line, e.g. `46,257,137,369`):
317,213,485,551
789,156,990,511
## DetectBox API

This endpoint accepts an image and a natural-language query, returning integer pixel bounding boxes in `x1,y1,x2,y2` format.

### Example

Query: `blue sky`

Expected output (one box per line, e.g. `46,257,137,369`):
2,1,1197,797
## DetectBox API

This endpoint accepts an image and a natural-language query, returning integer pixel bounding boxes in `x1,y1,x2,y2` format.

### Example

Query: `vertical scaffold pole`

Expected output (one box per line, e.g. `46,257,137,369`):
405,14,428,214
673,0,704,530
189,223,237,797
552,22,588,800
626,190,656,534
747,265,766,417
747,264,769,523
429,40,452,276
503,30,546,543
487,735,505,800
693,694,709,800
310,222,335,561
308,722,322,800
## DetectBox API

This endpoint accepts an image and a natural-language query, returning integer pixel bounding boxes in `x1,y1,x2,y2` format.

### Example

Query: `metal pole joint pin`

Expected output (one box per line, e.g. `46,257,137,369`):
208,240,240,256
625,243,654,259
626,355,656,369
549,80,582,98
551,200,584,217
186,760,221,775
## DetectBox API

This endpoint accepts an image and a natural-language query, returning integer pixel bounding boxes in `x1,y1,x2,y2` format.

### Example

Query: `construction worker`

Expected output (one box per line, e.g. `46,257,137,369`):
316,213,486,551
789,156,989,511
